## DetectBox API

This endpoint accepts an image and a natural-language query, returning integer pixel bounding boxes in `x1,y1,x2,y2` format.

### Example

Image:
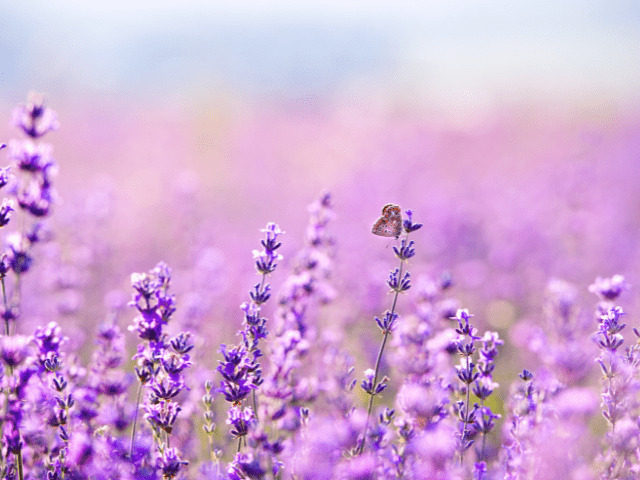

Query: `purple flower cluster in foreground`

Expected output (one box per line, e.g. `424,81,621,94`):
2,93,640,480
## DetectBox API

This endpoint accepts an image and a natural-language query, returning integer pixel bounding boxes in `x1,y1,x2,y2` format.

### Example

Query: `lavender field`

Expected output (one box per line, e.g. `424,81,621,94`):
1,2,640,479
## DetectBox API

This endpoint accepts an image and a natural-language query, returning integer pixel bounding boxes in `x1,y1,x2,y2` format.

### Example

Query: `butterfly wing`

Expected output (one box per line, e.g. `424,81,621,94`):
372,218,395,237
372,204,403,237
382,204,401,217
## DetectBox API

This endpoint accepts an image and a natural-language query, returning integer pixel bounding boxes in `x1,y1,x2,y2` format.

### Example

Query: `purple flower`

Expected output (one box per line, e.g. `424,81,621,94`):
217,343,259,403
144,399,181,434
477,331,503,377
130,272,158,304
241,302,268,345
25,221,50,244
598,306,626,335
7,140,56,173
0,166,10,191
403,209,423,234
589,275,629,301
337,454,377,480
455,357,480,385
16,177,56,217
610,418,640,454
473,406,501,436
519,369,533,381
227,451,266,480
129,262,176,319
11,92,59,138
451,308,502,462
226,405,257,438
217,223,284,449
473,461,488,480
98,372,132,396
253,222,284,275
0,199,14,227
361,368,387,395
156,447,188,479
396,382,449,427
406,422,457,472
98,403,131,432
387,268,410,293
249,282,272,306
129,311,164,343
0,335,32,368
453,308,480,339
290,414,358,478
358,207,422,455
375,310,398,333
67,432,94,467
161,351,193,381
125,261,192,477
5,233,33,274
545,278,578,323
4,427,22,454
33,321,67,359
150,377,184,400
169,331,194,355
596,307,626,353
393,239,416,261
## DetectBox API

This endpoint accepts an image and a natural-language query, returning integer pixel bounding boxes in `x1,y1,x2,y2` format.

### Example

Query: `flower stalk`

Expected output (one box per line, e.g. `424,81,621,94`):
357,209,422,454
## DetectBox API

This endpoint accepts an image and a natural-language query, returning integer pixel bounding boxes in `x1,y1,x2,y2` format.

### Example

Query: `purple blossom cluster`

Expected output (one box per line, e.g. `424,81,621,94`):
2,93,640,480
128,261,195,478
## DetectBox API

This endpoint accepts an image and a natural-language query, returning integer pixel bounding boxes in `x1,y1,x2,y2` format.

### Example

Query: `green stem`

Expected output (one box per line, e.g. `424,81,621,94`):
208,435,216,464
358,327,391,454
129,381,144,460
1,272,21,478
460,354,471,465
252,390,258,419
481,433,486,462
16,449,23,480
480,400,486,462
248,274,267,421
12,271,20,329
480,400,487,462
1,275,8,336
357,234,408,455
609,353,616,434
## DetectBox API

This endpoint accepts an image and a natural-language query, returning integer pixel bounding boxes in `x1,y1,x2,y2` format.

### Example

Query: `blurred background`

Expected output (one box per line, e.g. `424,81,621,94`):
0,1,639,380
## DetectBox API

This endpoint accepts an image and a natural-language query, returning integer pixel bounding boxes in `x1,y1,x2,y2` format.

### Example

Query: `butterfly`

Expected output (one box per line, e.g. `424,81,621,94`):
371,204,403,238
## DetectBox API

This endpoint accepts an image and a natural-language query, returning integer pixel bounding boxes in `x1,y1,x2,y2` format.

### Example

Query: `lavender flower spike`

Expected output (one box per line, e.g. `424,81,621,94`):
253,222,284,275
11,91,59,138
0,166,10,189
357,207,422,455
127,262,191,480
0,199,15,227
589,274,629,302
453,308,502,464
592,277,638,479
217,222,284,451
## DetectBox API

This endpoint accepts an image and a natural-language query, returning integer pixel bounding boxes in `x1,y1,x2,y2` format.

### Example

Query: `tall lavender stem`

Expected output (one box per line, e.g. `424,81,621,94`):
451,309,502,465
358,261,402,455
0,93,59,480
217,223,283,456
1,271,9,336
127,263,191,478
129,380,144,459
357,209,421,455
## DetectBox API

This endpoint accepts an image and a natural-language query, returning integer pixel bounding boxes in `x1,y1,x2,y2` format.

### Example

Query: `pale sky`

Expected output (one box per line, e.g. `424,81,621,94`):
1,0,639,107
